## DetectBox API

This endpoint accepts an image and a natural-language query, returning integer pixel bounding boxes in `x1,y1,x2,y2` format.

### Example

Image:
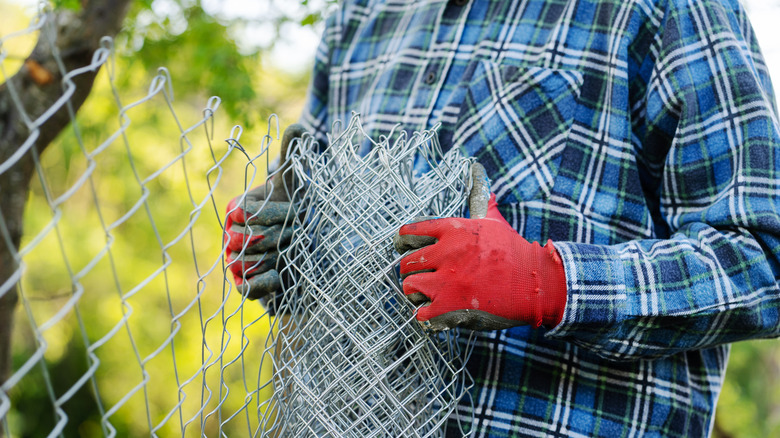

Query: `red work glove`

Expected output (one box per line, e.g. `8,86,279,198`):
225,196,293,299
394,193,567,331
224,124,304,300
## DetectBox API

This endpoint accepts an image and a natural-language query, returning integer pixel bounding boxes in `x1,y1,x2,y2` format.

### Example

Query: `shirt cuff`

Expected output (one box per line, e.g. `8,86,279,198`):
544,241,629,341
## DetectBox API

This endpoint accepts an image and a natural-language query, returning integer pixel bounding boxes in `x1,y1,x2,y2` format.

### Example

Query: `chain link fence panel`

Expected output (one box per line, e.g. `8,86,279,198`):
0,7,474,437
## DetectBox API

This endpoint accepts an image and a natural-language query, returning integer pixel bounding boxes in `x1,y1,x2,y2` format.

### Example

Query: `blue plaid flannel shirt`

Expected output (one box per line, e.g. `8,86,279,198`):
298,0,780,436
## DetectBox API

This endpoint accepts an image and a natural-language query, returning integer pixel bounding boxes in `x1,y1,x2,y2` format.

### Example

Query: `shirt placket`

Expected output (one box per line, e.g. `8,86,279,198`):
404,0,472,130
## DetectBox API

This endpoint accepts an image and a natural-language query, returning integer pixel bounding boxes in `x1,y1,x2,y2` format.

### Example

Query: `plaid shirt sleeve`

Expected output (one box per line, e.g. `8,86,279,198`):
547,0,780,361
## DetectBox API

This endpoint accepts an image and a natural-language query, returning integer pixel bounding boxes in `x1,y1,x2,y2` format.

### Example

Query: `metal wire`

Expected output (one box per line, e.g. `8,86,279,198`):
256,116,475,438
0,7,474,437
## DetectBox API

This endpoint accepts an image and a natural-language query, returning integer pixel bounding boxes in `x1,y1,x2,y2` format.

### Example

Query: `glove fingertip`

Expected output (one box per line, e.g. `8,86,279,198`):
225,230,256,252
398,217,450,239
228,205,246,224
243,269,282,300
423,314,455,332
405,291,430,306
281,124,306,160
401,273,426,296
394,234,437,255
416,303,444,325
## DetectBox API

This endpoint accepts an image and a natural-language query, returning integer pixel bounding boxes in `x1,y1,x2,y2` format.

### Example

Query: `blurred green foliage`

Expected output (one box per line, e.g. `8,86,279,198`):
2,0,780,437
714,341,780,437
131,6,260,125
2,0,323,436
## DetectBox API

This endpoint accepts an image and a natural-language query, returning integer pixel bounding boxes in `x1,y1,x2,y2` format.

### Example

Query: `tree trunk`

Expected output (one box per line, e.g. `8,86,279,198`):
0,0,131,390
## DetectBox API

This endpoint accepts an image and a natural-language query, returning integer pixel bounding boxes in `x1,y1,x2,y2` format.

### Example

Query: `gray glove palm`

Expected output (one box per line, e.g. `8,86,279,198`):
225,124,304,300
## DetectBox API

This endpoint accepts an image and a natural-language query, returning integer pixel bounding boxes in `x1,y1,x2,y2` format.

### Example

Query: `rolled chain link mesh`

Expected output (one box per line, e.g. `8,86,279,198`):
258,117,475,437
0,8,474,437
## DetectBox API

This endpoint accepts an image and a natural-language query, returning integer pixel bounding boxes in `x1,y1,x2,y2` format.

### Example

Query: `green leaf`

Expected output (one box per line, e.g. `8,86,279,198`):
53,0,82,12
300,13,318,26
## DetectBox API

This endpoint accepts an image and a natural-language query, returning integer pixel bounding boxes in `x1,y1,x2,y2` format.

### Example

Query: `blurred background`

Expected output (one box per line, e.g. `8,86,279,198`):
1,0,779,436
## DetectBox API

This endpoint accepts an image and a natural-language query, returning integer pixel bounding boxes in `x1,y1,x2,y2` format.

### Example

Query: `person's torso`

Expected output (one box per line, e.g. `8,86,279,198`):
313,1,735,436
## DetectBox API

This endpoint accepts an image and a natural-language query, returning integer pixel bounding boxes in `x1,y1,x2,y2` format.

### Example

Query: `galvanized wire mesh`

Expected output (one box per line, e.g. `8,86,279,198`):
0,7,474,437
256,117,475,437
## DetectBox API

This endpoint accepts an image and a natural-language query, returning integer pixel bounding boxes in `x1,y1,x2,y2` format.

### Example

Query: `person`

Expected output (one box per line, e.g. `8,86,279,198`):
225,0,780,436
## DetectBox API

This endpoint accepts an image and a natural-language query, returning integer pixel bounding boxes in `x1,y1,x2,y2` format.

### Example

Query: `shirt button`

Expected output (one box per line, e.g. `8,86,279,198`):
451,0,468,6
424,71,437,84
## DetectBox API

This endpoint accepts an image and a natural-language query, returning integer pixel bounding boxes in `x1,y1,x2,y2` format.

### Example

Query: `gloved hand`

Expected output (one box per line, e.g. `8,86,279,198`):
225,124,305,300
394,164,567,331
